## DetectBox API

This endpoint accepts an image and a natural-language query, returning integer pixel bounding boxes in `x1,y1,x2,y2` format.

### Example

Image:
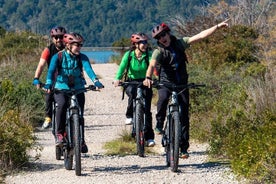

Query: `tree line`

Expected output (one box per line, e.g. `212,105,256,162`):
0,0,221,46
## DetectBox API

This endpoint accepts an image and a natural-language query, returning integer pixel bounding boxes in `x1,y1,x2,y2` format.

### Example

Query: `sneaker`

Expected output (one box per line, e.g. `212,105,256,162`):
180,151,189,159
42,117,51,129
125,118,133,125
81,142,88,153
154,127,163,135
147,139,155,147
56,134,64,146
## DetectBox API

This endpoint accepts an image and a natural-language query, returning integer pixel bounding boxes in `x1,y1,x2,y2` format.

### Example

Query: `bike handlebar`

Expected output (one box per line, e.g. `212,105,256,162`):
54,85,99,94
152,81,206,90
118,81,144,87
40,84,99,94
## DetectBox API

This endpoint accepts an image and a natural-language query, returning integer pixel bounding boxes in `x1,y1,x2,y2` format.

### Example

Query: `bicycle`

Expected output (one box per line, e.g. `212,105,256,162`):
153,81,205,172
53,85,98,176
119,81,147,157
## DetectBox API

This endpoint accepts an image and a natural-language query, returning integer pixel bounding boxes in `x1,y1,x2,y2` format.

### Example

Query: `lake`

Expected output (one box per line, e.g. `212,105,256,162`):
81,50,121,64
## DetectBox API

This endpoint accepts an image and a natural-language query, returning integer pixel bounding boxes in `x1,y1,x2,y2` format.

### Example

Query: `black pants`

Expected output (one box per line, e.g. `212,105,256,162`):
156,86,190,152
54,92,85,141
125,84,154,140
45,92,54,118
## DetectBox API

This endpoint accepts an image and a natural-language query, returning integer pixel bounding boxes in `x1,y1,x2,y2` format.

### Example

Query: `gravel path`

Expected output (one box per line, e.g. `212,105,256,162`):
5,63,243,184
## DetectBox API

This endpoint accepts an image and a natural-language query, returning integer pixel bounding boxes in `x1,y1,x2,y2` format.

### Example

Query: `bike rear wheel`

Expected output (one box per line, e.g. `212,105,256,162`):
135,102,145,157
72,113,81,176
169,111,180,172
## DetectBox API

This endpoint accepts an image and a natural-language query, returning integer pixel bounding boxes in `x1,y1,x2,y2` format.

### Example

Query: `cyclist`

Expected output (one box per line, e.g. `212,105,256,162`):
44,32,104,153
113,33,155,147
144,19,229,158
33,26,67,129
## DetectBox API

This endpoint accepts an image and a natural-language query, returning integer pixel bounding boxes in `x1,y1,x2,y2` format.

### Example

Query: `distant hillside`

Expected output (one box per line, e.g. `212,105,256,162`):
0,0,221,46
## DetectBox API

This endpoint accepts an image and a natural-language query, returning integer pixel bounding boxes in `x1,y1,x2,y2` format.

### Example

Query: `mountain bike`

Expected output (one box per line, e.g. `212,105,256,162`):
54,85,98,176
153,81,205,172
119,81,147,157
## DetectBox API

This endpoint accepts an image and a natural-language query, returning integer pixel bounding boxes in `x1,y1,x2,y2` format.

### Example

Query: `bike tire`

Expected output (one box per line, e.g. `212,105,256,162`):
135,102,145,157
72,113,81,176
64,148,73,170
164,122,170,167
170,111,180,172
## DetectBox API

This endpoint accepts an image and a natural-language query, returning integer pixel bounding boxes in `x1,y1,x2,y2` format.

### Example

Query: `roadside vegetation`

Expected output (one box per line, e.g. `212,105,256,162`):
0,1,275,183
108,1,276,183
0,28,46,180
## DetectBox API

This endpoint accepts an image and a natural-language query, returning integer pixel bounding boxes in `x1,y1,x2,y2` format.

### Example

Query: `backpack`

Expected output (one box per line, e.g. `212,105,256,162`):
47,43,60,67
154,38,188,79
57,51,83,72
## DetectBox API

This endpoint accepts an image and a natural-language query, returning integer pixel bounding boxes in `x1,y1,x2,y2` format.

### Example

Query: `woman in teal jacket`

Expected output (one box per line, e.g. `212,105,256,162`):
114,33,155,147
44,32,104,153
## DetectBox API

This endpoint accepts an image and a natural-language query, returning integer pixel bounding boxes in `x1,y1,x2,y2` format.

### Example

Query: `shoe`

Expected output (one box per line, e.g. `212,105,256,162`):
180,151,189,159
154,127,163,135
81,142,88,153
125,118,133,125
56,133,64,146
42,117,51,129
147,139,155,147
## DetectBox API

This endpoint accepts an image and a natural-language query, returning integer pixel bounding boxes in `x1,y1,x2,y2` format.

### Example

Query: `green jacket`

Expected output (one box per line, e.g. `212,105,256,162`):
115,50,152,80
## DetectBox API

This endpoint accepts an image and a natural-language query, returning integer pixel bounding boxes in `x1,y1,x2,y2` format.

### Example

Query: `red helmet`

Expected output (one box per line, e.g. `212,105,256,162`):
63,32,84,44
50,26,66,37
152,23,170,39
131,33,149,44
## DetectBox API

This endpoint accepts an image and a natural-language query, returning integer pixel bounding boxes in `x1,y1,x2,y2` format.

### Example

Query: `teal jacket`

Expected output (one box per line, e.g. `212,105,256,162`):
46,50,97,90
115,50,152,80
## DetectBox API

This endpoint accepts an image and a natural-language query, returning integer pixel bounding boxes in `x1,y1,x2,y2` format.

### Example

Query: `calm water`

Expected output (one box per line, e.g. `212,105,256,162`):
81,50,119,64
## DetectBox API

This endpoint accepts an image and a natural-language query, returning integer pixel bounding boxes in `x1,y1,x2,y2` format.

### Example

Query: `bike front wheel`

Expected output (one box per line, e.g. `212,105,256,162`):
169,111,180,172
135,102,145,157
72,113,81,176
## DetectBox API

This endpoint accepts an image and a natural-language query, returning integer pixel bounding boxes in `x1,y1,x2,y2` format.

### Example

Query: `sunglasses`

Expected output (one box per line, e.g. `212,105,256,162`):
139,40,148,44
72,43,83,47
53,35,63,40
155,32,167,40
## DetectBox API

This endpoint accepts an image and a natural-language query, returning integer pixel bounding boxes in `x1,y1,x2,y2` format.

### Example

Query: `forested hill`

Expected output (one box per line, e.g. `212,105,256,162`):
0,0,221,46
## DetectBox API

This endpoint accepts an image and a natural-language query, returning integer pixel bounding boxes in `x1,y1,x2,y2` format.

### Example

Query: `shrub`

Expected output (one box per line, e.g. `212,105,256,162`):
0,109,36,170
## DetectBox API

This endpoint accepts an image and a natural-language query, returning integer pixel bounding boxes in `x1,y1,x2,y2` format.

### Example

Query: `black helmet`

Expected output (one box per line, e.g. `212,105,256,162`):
50,26,66,37
152,23,170,39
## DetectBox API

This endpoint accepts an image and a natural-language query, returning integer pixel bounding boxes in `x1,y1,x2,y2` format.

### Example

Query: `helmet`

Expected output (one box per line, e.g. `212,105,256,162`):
50,26,66,37
152,23,170,39
131,33,149,44
63,32,84,44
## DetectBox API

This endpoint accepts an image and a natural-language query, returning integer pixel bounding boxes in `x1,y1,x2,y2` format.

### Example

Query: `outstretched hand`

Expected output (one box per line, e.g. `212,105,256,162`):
217,18,230,29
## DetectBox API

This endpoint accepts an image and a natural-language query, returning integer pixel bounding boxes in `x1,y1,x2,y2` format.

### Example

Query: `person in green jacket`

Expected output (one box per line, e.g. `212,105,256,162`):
114,33,155,147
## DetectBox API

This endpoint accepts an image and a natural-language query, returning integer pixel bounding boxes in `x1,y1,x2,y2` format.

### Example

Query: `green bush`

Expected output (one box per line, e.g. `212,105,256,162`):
0,81,41,173
0,109,36,170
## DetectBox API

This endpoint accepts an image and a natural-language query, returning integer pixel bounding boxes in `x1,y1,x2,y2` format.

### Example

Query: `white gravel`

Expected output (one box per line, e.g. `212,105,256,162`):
5,63,245,184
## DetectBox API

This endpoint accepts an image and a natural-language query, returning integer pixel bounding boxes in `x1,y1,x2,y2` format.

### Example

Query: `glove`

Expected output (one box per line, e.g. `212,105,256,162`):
32,78,41,86
43,84,52,90
94,79,104,88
